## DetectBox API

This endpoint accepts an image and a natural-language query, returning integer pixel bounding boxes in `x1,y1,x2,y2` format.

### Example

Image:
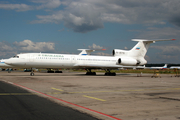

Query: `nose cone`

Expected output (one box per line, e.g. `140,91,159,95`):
5,59,12,65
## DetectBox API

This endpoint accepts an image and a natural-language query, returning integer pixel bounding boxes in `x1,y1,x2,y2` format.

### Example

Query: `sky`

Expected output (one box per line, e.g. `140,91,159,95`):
0,0,180,63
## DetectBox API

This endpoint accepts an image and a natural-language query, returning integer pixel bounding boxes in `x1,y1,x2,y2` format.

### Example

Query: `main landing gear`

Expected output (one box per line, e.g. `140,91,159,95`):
30,68,34,76
85,69,96,75
85,69,116,76
104,69,116,76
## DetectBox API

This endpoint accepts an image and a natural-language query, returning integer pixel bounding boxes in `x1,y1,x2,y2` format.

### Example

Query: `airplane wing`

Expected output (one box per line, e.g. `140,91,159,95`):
73,64,122,69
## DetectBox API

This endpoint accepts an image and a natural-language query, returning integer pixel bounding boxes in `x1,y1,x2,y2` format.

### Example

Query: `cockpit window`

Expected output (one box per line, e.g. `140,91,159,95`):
13,56,19,58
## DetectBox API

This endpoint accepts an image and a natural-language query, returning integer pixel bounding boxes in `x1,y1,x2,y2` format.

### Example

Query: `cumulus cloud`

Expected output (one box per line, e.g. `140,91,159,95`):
150,43,180,63
0,40,56,59
134,27,180,39
32,2,104,33
1,0,180,33
151,44,180,56
88,43,103,49
13,40,55,52
30,0,180,33
0,41,14,52
63,2,104,33
32,0,61,9
0,0,61,11
0,3,32,11
0,41,17,59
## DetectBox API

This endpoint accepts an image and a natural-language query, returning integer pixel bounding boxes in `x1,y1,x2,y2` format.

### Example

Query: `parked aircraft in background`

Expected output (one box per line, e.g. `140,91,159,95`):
170,66,180,69
119,65,145,70
0,59,14,72
146,64,168,70
5,39,175,76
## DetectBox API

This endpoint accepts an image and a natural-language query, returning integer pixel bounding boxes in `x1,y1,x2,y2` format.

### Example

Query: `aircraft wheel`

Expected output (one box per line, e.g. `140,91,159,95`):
112,72,116,76
105,72,116,76
30,73,34,76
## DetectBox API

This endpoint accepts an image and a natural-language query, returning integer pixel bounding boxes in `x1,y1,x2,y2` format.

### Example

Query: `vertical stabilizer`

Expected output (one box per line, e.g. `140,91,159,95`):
129,39,175,58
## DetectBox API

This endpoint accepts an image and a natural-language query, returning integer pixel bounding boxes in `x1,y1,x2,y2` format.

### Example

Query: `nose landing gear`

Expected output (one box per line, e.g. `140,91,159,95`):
30,68,34,76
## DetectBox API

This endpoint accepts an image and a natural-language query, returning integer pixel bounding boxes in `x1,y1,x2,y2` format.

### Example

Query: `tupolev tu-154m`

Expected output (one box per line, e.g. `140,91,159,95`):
5,39,175,76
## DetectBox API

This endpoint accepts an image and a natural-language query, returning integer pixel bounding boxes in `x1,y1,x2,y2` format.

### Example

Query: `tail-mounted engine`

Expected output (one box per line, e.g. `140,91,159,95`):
117,58,140,66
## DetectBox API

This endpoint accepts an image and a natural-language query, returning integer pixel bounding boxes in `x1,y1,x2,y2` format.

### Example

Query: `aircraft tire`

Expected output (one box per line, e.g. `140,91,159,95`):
104,72,116,76
30,73,34,76
55,71,62,73
86,72,96,75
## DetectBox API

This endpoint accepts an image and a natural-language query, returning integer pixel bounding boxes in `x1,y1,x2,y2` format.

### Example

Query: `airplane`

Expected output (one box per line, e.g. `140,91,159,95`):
5,39,175,76
119,65,145,70
170,66,180,69
0,59,14,73
147,64,168,70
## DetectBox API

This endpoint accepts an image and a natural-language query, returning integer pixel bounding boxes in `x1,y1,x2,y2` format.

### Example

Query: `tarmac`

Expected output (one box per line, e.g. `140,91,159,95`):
0,71,180,120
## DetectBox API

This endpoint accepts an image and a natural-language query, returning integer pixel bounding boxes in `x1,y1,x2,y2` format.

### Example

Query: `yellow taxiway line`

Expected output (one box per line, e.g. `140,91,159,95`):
83,95,106,101
1,87,180,96
51,87,64,91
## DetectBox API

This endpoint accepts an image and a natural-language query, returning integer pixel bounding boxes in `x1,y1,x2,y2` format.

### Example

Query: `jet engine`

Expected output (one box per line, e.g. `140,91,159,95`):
117,58,140,66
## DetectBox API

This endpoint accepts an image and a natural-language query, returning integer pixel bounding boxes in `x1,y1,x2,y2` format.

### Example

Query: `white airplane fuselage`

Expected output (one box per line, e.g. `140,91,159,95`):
0,59,14,68
4,39,174,76
6,53,140,69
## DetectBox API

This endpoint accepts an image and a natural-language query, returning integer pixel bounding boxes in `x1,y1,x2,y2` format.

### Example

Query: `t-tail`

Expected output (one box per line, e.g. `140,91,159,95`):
163,64,168,69
113,39,175,66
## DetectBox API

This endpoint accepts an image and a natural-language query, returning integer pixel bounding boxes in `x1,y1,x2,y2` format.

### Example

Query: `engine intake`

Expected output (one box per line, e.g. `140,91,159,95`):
118,58,140,66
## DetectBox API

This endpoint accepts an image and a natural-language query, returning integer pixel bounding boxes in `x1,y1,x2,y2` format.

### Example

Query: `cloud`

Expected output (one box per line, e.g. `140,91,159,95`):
0,0,61,11
32,0,61,9
135,27,180,39
151,44,180,56
88,43,103,49
30,0,180,33
32,11,64,24
0,3,32,11
13,40,55,52
0,41,14,52
150,43,180,63
0,40,56,59
0,41,17,59
1,0,180,33
32,2,104,33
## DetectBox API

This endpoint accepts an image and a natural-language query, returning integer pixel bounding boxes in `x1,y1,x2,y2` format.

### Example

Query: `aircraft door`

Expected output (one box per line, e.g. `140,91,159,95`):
71,56,76,64
29,54,34,62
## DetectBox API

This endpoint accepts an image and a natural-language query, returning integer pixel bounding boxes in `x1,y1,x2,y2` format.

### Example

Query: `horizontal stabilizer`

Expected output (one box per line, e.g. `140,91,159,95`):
78,49,106,55
78,49,95,55
132,39,175,43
